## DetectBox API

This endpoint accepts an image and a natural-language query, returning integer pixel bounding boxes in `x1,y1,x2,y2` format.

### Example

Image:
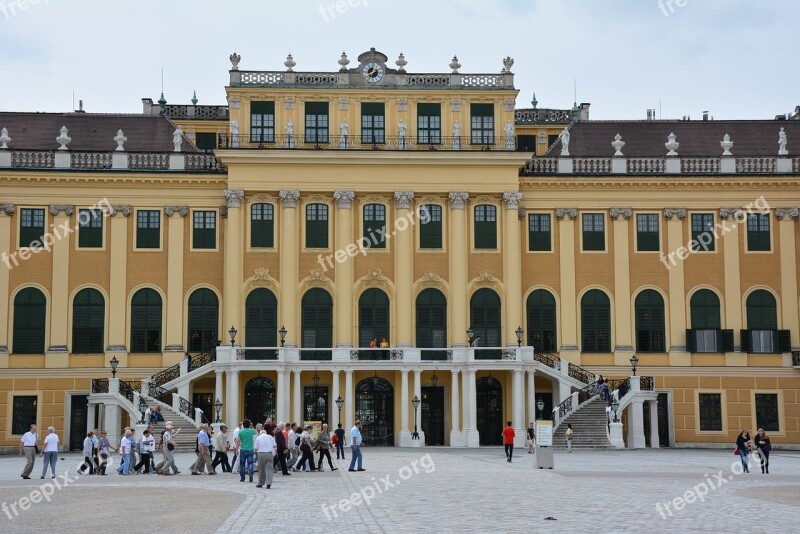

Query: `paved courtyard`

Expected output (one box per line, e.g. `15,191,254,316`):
0,447,798,533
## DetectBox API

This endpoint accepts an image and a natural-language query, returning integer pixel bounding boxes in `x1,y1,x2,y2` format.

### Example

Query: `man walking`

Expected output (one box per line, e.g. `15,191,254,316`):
274,422,290,476
118,429,132,475
19,424,38,479
212,425,231,472
160,423,179,475
334,423,346,460
254,429,276,489
236,419,257,483
502,421,515,463
230,421,242,473
192,424,215,475
348,420,365,472
526,423,535,454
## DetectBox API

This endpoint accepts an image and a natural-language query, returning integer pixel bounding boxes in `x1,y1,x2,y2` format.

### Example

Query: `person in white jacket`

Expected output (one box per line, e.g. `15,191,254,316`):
79,431,95,475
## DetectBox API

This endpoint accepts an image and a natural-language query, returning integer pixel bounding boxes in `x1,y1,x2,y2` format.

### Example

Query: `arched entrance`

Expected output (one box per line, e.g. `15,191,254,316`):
476,376,503,446
356,376,394,446
244,377,275,425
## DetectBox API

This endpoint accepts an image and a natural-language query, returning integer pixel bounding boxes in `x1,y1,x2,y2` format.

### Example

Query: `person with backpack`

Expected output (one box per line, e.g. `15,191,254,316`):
294,425,317,472
273,422,290,476
334,423,346,460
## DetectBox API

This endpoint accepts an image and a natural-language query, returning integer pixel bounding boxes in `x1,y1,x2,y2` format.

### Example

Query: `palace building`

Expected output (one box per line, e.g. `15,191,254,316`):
1,48,798,452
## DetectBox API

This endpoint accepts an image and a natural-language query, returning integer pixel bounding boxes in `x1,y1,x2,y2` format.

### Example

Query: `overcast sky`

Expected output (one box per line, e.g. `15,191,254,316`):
0,0,796,120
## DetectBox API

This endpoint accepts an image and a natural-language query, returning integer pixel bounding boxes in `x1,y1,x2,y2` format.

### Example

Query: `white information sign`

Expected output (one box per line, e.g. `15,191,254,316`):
536,420,553,447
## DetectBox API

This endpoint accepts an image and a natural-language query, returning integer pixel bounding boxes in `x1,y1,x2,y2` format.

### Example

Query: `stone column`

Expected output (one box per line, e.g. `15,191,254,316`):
214,370,224,421
106,206,131,355
277,370,287,422
450,370,461,446
464,370,479,447
104,404,121,448
664,209,689,366
776,209,800,353
448,193,469,346
648,400,660,448
86,403,96,434
331,369,341,426
345,370,354,438
223,190,245,343
399,370,411,446
164,205,188,357
46,205,73,366
293,369,302,424
226,370,239,426
503,193,523,346
526,371,536,423
627,400,646,449
720,208,743,362
333,191,355,346
556,208,579,361
279,191,300,345
513,369,525,447
610,208,634,365
0,203,13,362
395,192,415,347
413,369,424,445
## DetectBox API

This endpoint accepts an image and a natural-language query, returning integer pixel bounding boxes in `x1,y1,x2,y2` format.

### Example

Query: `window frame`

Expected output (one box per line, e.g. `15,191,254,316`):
134,209,161,250
746,213,771,252
194,132,217,153
361,102,385,144
362,203,388,250
250,101,276,144
581,213,606,252
752,391,782,435
130,288,163,354
417,103,442,145
304,102,329,144
473,204,498,250
470,103,495,145
635,213,660,252
77,208,104,249
12,287,47,355
690,213,716,252
71,288,105,354
697,391,725,433
250,202,275,249
527,213,552,252
18,207,46,250
305,203,330,249
191,210,217,251
580,290,612,353
419,204,443,250
11,395,40,436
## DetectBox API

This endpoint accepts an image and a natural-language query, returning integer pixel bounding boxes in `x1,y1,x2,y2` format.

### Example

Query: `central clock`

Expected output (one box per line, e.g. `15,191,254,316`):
362,62,384,83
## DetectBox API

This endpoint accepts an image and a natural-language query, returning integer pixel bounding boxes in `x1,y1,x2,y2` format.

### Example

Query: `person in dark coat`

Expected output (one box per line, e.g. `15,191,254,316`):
754,428,771,474
273,422,290,476
736,429,752,473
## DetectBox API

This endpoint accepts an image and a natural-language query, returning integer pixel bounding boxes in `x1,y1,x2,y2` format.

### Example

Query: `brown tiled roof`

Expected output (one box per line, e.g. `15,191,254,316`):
0,112,198,152
545,120,799,157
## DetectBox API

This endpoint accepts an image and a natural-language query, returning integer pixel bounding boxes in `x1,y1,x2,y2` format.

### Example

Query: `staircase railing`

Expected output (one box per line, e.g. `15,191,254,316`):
149,384,174,407
91,378,109,394
179,396,209,425
118,380,140,404
553,381,602,429
534,351,560,369
150,364,181,388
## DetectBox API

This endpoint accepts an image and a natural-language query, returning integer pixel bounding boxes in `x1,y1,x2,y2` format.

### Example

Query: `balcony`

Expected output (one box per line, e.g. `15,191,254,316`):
0,149,225,172
522,155,800,176
217,134,516,152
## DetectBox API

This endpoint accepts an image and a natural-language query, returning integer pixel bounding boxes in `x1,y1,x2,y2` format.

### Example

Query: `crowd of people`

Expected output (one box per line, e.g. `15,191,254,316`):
19,418,369,487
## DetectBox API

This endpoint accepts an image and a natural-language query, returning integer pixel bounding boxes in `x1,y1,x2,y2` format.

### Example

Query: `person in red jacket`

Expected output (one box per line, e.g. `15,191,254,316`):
502,421,515,463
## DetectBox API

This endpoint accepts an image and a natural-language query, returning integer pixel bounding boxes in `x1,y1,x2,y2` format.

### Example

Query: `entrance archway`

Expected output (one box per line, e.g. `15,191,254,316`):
476,376,503,445
356,376,394,446
244,377,275,425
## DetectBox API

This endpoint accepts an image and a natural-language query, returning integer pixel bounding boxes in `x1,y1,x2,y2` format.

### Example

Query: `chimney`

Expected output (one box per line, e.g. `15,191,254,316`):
75,100,85,113
702,111,709,121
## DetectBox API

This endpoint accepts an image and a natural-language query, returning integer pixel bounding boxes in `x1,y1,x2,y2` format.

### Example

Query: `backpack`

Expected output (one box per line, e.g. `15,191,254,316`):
295,435,301,447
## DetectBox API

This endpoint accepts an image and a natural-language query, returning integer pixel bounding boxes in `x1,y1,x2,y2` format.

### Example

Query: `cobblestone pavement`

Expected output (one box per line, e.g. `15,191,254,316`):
0,447,798,533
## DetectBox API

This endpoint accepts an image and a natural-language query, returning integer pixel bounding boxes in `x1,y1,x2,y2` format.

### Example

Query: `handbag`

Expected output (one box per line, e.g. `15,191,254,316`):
734,448,740,456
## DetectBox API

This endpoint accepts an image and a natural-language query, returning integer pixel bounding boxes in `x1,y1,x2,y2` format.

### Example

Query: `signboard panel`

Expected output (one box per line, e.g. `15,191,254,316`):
536,420,553,447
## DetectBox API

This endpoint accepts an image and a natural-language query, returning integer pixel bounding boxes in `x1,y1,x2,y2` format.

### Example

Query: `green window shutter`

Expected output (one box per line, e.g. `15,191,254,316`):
363,204,386,249
19,208,45,248
636,214,659,251
720,329,734,353
740,330,751,354
777,330,791,353
305,204,329,248
250,101,275,143
582,213,605,251
361,103,385,144
78,209,103,248
136,210,160,249
528,214,551,252
305,102,329,144
691,213,715,252
419,205,442,249
72,289,104,353
193,211,216,249
417,103,441,144
131,289,162,353
251,203,274,248
474,205,497,249
195,132,217,152
470,103,494,145
13,288,46,354
686,329,697,353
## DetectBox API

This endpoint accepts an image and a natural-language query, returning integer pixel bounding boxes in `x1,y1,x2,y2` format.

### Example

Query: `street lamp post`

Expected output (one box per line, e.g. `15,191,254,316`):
611,399,620,422
214,398,223,423
411,394,421,440
335,395,344,426
228,326,237,347
138,396,147,424
536,397,545,420
279,325,287,347
630,354,639,376
466,327,474,346
109,356,119,378
515,326,523,347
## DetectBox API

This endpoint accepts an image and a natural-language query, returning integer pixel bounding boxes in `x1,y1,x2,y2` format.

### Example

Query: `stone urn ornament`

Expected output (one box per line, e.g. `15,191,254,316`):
665,132,679,156
0,127,10,149
612,133,625,156
449,55,461,74
56,126,71,150
229,52,241,70
114,129,127,151
720,134,733,156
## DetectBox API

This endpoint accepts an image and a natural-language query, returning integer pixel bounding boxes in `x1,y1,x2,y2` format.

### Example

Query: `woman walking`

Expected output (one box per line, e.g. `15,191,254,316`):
566,424,574,453
97,430,114,475
736,429,752,473
317,423,337,472
79,432,95,474
40,427,59,479
754,428,771,474
134,429,155,474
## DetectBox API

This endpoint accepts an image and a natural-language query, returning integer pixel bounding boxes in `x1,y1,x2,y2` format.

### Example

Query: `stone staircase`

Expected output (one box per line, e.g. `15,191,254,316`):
141,400,201,450
552,398,614,450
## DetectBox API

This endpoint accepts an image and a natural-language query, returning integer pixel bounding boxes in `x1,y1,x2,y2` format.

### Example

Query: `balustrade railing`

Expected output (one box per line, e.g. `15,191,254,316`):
179,397,209,424
190,350,216,370
149,384,174,406
736,157,776,173
118,380,139,404
627,158,665,174
184,153,225,171
514,109,572,124
420,349,452,361
534,351,560,369
218,134,513,151
128,153,169,170
573,157,612,175
681,157,720,174
72,152,112,169
91,378,109,394
793,350,800,367
150,364,181,388
11,151,54,168
639,376,655,391
568,362,596,384
522,157,558,174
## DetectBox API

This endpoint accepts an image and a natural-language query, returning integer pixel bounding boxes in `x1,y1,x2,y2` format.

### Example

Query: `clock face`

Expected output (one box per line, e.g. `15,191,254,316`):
362,62,384,83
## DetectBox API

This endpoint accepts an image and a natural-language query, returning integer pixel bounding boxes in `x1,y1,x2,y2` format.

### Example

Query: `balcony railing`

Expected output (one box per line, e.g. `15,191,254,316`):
1,149,225,172
91,378,109,394
522,155,798,176
218,134,515,152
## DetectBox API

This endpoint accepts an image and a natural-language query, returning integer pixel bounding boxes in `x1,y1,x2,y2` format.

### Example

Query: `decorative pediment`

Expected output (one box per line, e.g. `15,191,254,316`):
243,267,280,291
472,195,496,205
414,270,449,293
248,193,276,204
356,268,395,294
468,270,504,295
300,268,335,290
305,194,329,204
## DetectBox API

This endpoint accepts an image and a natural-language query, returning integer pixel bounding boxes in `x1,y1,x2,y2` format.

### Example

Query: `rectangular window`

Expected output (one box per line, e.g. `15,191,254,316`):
192,211,216,249
135,210,160,249
19,208,45,248
305,102,329,144
250,101,275,143
195,132,217,153
751,330,775,353
12,396,37,435
691,213,715,252
695,329,718,353
582,213,605,251
361,102,385,144
363,204,387,249
78,209,103,248
528,214,551,251
251,203,274,248
636,213,659,251
698,393,722,431
755,393,779,432
474,205,497,249
419,204,442,249
306,204,329,248
548,134,560,149
747,213,770,251
417,103,441,145
470,103,494,145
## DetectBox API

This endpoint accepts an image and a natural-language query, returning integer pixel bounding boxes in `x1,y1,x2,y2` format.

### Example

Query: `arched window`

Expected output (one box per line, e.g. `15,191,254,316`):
581,290,611,353
73,288,104,354
635,290,666,353
688,290,726,353
359,288,390,350
13,288,46,354
416,289,447,360
526,289,557,352
744,290,787,354
131,289,162,353
245,289,277,360
301,288,333,360
187,289,219,353
470,288,501,359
